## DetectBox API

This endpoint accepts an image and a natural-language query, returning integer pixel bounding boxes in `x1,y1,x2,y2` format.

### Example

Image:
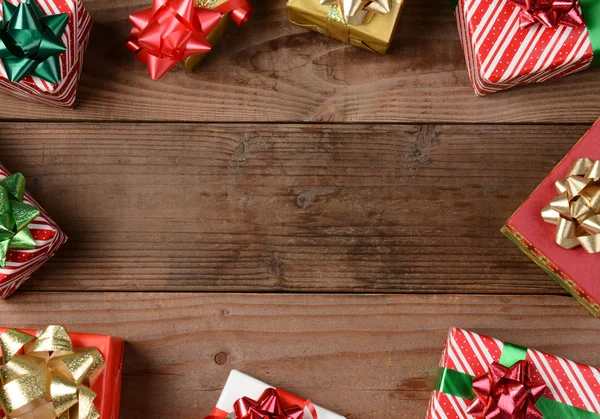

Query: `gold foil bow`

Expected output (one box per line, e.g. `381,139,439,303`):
320,0,391,25
542,158,600,253
0,326,105,419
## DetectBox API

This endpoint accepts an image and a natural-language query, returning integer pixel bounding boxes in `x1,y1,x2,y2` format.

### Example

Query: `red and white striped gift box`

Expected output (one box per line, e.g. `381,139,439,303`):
0,0,92,108
455,0,594,96
0,163,67,299
426,328,600,419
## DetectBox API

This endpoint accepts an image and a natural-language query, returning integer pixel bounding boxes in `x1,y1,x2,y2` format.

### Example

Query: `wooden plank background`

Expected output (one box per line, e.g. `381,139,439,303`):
0,123,589,294
1,0,600,417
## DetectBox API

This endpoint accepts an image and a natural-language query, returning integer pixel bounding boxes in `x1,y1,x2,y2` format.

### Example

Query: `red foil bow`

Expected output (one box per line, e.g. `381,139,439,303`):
511,0,584,29
206,388,318,419
466,361,546,419
127,0,252,80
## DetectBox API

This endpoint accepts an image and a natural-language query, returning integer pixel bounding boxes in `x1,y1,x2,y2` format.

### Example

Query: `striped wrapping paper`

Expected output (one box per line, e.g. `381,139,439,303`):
455,0,595,95
426,328,600,419
0,0,92,108
0,163,67,299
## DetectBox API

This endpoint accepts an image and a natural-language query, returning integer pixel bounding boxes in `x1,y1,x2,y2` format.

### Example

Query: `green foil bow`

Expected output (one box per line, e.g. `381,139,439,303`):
436,342,600,418
0,326,105,419
0,0,69,83
0,172,40,268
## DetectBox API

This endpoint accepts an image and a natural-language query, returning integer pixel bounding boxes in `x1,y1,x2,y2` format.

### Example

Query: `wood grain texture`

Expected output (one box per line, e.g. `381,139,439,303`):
1,292,599,419
0,0,598,122
0,123,587,294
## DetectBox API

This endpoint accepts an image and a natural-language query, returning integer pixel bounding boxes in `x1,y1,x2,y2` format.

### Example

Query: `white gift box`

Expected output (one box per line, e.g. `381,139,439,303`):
211,370,346,419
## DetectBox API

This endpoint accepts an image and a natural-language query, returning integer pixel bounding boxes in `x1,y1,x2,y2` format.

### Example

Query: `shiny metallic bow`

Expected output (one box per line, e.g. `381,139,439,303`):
319,0,391,25
510,0,584,29
466,360,546,419
0,173,40,269
127,0,214,80
0,0,69,83
206,388,318,419
542,158,600,253
0,326,105,419
233,388,305,419
127,0,252,80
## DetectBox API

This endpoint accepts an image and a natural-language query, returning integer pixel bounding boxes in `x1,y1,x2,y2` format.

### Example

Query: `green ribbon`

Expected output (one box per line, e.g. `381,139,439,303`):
580,0,600,67
451,0,600,67
436,342,600,418
0,0,69,84
0,173,39,268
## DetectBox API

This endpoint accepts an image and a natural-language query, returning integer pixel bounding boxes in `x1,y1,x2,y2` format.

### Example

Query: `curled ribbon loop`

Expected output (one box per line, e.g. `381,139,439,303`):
510,0,584,29
320,0,391,25
542,157,600,253
0,173,40,269
206,388,318,419
127,0,252,80
466,360,546,419
0,0,69,83
0,326,105,419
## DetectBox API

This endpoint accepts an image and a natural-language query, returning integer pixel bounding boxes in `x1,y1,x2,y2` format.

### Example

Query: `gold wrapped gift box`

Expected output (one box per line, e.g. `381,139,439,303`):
182,0,235,72
287,0,405,54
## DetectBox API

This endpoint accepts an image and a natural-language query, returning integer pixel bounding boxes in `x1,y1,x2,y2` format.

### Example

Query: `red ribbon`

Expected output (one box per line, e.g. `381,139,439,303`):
466,360,546,419
127,0,252,80
205,388,319,419
510,0,584,29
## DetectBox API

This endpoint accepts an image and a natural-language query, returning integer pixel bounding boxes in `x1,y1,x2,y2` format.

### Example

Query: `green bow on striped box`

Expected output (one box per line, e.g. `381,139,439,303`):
0,0,69,83
0,173,40,268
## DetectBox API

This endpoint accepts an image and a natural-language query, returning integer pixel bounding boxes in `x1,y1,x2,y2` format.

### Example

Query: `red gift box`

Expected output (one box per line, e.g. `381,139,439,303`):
454,0,597,95
503,119,600,316
0,0,92,108
0,327,125,419
426,328,600,419
0,163,67,299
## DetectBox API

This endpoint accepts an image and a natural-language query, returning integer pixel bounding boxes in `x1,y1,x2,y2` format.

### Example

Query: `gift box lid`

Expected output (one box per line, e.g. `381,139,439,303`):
214,370,346,419
505,119,600,310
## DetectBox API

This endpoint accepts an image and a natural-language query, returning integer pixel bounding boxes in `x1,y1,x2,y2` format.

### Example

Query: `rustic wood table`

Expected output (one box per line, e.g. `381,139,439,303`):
1,0,600,418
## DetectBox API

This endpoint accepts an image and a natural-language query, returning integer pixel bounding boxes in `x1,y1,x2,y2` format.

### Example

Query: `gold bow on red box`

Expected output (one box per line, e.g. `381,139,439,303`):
542,158,600,253
0,326,105,419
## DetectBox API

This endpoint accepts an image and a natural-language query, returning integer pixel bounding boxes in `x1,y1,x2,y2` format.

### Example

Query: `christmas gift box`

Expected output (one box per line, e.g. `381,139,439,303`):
0,163,67,299
0,0,92,108
0,325,125,419
453,0,600,95
205,370,346,419
127,0,252,80
427,328,600,419
503,120,600,316
287,0,405,54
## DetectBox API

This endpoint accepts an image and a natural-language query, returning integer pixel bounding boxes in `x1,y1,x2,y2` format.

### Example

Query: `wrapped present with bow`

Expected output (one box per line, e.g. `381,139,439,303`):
0,163,67,299
427,328,600,419
0,0,92,108
287,0,405,53
453,0,600,95
0,325,124,419
206,370,346,419
503,119,600,316
127,0,252,80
